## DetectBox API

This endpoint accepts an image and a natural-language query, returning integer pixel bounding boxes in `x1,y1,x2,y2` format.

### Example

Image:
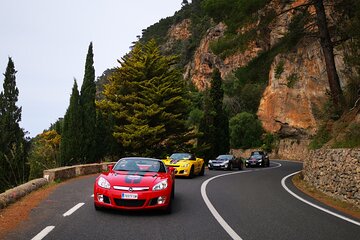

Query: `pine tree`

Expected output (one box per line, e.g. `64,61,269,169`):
60,80,82,165
0,57,28,192
80,42,97,163
97,40,190,157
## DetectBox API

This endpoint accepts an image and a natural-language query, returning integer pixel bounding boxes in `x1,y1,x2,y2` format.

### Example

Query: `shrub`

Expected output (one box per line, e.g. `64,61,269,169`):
287,73,299,88
229,112,263,148
332,123,360,148
28,130,61,180
309,125,331,149
275,60,285,79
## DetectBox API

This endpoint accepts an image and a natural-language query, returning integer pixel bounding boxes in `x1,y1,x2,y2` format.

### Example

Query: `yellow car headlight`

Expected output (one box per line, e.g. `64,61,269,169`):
182,163,189,168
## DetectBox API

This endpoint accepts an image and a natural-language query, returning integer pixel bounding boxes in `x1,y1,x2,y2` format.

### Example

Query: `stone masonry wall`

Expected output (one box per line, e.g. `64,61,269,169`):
303,148,360,206
231,138,311,161
277,139,311,161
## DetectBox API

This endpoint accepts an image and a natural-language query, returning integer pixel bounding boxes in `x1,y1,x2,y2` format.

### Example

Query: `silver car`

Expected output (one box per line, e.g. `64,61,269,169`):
208,154,243,170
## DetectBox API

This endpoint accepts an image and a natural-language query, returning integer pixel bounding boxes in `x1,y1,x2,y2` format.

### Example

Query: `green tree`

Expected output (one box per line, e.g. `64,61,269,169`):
198,90,215,159
198,69,229,160
60,80,82,165
28,130,61,179
97,40,191,157
0,57,28,192
229,112,263,149
80,42,97,163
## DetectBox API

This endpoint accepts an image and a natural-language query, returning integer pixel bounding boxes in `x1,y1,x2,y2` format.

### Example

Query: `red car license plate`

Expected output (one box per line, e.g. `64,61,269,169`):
121,193,138,199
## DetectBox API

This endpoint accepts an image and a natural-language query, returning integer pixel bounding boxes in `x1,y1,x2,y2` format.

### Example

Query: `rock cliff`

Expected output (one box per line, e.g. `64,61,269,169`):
165,0,349,145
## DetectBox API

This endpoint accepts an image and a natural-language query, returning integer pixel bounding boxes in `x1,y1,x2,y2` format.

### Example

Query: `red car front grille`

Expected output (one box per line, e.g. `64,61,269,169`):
113,198,146,207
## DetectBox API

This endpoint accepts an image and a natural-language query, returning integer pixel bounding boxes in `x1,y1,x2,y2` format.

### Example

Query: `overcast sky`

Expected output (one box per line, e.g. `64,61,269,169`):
0,0,183,138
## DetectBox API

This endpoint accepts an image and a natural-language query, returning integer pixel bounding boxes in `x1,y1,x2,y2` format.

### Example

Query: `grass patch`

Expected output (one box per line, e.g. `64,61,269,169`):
292,172,360,220
287,73,299,88
275,60,285,79
309,124,331,149
332,123,360,148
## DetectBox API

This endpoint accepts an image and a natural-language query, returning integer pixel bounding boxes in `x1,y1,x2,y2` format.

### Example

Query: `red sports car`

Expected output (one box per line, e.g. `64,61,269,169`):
94,157,175,213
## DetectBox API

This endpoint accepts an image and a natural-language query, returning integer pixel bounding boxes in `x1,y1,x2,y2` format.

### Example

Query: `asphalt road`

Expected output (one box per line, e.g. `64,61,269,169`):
5,160,360,240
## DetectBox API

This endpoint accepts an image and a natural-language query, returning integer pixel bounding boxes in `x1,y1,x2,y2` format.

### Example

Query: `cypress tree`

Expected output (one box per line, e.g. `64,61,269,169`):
210,69,229,155
198,90,215,160
80,42,97,163
0,57,28,192
198,68,229,160
60,80,82,165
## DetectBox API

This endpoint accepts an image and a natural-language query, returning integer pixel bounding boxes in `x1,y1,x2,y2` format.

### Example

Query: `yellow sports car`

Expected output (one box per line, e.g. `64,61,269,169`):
163,153,205,178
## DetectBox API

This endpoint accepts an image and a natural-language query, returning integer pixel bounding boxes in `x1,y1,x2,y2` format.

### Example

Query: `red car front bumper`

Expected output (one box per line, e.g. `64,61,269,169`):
94,185,172,211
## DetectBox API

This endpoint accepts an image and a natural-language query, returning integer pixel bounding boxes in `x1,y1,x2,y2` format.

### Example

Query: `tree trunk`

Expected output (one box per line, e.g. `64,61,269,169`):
313,0,343,109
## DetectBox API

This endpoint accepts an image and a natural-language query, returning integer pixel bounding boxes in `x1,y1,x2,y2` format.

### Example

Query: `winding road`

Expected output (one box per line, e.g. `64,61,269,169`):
5,160,360,240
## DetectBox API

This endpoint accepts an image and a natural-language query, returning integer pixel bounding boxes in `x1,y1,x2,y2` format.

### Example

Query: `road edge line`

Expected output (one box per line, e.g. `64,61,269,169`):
200,162,282,240
281,171,360,227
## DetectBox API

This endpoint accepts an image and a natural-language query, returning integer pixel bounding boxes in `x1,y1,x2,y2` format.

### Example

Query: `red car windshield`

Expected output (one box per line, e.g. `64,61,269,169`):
114,158,166,173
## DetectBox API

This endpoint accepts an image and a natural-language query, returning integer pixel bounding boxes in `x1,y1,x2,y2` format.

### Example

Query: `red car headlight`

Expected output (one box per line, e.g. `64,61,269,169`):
152,180,168,191
97,177,111,189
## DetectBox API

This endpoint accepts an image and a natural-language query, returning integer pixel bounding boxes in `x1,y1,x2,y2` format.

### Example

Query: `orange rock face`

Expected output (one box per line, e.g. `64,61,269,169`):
257,40,346,136
168,19,192,41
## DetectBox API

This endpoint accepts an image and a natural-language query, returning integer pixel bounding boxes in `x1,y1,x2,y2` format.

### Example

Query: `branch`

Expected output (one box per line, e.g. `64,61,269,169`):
350,97,360,111
332,37,351,46
278,3,313,17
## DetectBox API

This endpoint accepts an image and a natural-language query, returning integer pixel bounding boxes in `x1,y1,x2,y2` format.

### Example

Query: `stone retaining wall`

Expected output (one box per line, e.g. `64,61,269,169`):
43,162,113,182
277,139,311,161
0,162,115,209
303,148,360,206
0,178,48,209
231,138,311,161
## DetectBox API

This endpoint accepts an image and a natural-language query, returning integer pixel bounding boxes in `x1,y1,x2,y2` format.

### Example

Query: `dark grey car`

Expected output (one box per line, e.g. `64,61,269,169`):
208,154,243,170
245,151,270,167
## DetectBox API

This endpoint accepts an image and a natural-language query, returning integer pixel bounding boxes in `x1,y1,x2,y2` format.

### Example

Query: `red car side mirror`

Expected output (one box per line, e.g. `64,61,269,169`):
108,165,113,172
168,166,175,174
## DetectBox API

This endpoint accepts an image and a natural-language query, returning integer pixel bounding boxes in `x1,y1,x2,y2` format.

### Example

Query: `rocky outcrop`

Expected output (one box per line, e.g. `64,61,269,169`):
168,19,192,40
258,41,329,136
187,22,227,89
186,21,264,90
163,18,192,54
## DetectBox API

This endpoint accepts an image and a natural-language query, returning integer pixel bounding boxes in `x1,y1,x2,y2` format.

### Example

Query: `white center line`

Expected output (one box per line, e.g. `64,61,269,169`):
31,226,55,240
63,203,85,217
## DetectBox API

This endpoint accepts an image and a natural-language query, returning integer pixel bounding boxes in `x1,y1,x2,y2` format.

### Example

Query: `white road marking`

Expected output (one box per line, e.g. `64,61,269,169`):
281,171,360,227
31,226,55,240
63,203,85,217
201,163,282,240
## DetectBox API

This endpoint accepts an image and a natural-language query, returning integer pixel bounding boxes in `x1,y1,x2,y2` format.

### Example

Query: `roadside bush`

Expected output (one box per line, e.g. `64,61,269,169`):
261,133,278,153
332,123,360,148
28,130,61,180
309,125,331,149
229,112,263,149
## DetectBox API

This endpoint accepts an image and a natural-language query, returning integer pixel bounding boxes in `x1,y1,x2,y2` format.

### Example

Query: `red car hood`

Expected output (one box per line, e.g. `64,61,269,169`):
100,171,168,187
